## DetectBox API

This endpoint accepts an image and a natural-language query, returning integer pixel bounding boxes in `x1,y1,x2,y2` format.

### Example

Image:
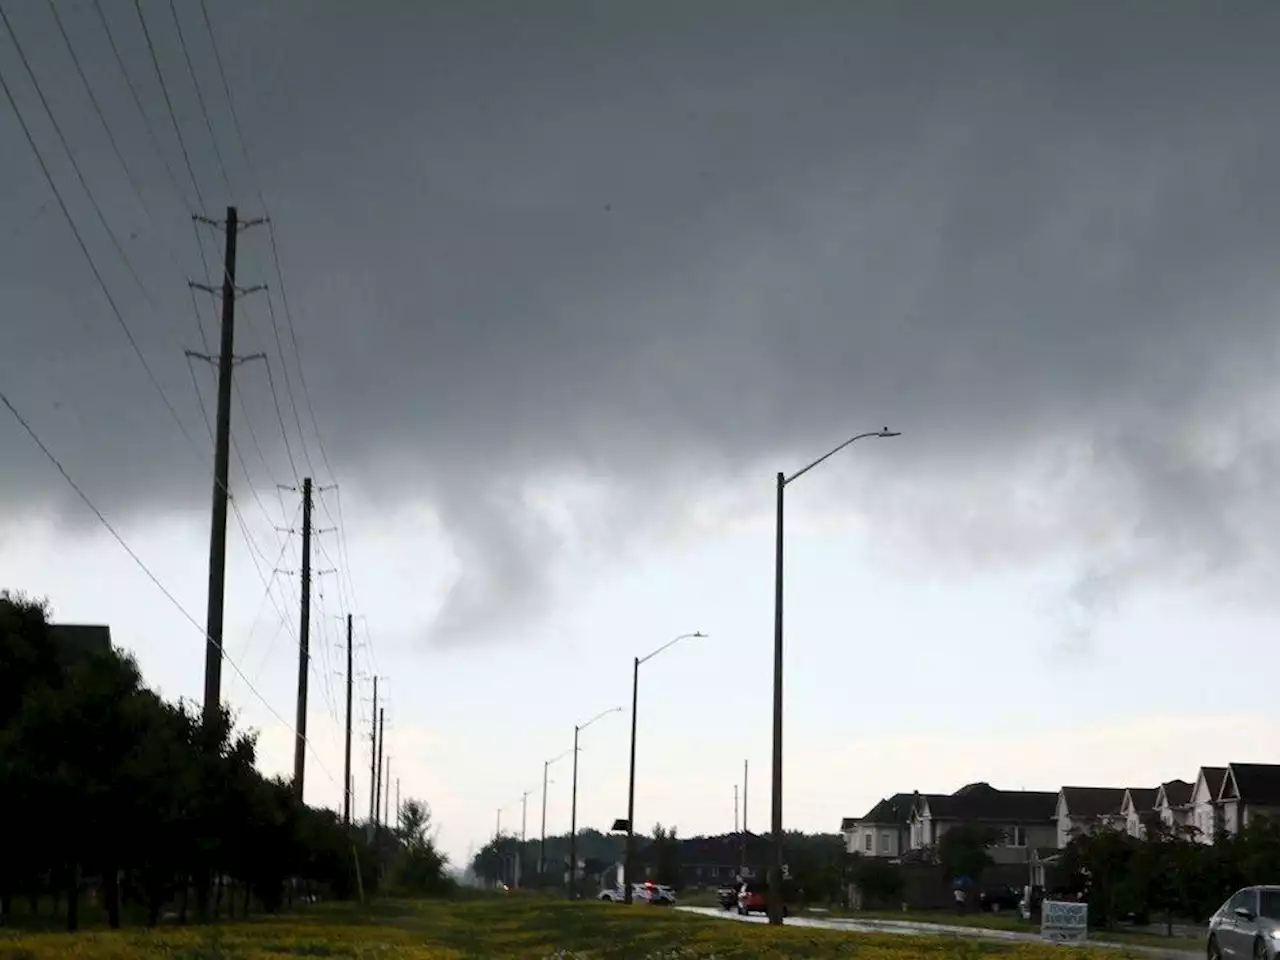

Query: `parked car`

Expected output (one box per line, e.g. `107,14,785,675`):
737,881,788,917
1207,885,1280,960
716,883,738,910
598,881,676,905
979,886,1021,913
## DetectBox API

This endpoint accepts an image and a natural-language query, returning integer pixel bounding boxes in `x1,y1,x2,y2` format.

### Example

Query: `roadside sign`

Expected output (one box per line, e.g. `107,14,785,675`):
1041,900,1088,943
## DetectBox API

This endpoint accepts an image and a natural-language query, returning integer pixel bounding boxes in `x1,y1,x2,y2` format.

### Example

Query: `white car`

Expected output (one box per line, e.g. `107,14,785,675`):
598,881,676,905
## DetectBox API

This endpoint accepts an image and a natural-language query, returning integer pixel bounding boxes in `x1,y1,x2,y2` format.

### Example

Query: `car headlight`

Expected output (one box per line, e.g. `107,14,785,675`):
1269,929,1280,941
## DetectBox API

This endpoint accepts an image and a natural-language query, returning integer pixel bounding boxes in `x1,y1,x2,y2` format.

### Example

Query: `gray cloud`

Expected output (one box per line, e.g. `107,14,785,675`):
3,1,1280,642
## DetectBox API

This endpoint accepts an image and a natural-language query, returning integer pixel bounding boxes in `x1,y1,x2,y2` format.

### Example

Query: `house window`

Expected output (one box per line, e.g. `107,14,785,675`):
1007,826,1027,847
864,833,873,852
880,832,891,854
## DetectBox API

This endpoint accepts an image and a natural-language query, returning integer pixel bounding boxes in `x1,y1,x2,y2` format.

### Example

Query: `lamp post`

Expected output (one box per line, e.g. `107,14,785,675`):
569,706,622,898
623,631,707,904
768,428,898,925
540,749,570,876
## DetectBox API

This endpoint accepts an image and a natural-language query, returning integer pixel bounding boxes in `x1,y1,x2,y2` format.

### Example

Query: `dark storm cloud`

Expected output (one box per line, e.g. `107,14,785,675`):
3,1,1280,642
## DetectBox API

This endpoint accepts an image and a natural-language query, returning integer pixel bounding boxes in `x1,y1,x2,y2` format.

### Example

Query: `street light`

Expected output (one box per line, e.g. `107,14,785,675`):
540,749,572,876
623,631,707,904
768,428,898,925
569,706,622,898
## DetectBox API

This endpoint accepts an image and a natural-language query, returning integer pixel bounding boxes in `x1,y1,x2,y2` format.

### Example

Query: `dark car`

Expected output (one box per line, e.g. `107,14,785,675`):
716,884,738,910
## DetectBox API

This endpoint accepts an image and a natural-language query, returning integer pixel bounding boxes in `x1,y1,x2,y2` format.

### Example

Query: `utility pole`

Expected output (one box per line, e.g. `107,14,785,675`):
375,708,385,828
540,761,550,875
343,614,353,825
292,477,313,802
196,206,263,729
569,725,580,899
734,784,739,834
383,755,392,835
742,759,749,869
368,677,378,825
395,778,400,830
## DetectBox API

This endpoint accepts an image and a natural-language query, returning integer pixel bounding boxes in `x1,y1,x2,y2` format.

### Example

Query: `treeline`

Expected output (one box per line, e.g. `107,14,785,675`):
0,591,449,931
1060,820,1280,928
470,824,848,902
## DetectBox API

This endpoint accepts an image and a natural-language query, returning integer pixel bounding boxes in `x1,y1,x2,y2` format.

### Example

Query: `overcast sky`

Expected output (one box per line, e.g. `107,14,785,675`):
4,0,1280,865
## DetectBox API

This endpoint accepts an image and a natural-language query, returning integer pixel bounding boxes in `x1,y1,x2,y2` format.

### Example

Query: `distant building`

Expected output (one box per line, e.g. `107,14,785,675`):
48,623,113,664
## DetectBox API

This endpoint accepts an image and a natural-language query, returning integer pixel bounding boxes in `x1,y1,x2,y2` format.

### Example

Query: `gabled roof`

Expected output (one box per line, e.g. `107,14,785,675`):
915,783,1056,824
840,817,856,831
1157,779,1194,808
1197,766,1227,801
1123,787,1158,813
857,793,914,826
1223,764,1280,806
1059,786,1126,818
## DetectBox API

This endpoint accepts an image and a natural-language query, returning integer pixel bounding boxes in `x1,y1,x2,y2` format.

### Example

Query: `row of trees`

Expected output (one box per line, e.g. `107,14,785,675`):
0,591,449,930
846,818,1280,927
468,825,848,902
1061,819,1280,928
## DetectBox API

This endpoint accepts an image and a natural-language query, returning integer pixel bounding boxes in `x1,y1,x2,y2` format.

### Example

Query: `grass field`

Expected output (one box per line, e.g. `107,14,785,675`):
0,896,1156,959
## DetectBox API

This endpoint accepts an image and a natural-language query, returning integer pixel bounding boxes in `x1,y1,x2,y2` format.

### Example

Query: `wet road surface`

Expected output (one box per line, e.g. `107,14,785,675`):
676,906,1200,958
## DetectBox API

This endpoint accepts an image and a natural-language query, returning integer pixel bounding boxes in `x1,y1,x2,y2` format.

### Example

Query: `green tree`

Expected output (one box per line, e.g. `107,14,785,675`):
391,800,451,895
848,853,904,907
651,824,681,889
937,824,1001,885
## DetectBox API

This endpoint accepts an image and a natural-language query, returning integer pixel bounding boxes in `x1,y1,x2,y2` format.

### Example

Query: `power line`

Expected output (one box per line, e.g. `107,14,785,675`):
0,16,203,464
89,0,218,351
167,0,230,197
132,0,207,214
0,387,341,791
1,3,158,308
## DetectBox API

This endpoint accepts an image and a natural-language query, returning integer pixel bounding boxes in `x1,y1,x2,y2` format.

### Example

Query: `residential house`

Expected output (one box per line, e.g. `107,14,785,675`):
1055,786,1125,847
629,833,770,888
1121,787,1159,839
1155,779,1195,834
1219,764,1280,836
1191,766,1228,843
909,782,1058,864
48,623,112,663
842,794,913,859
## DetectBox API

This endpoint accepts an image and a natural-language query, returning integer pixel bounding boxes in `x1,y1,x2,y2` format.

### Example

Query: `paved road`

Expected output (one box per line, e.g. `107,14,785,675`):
676,906,1201,958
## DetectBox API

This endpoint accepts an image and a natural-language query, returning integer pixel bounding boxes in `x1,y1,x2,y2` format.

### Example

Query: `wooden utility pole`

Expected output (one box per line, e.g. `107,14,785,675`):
368,677,378,825
384,755,392,832
343,613,353,825
292,477,313,801
734,784,739,834
375,707,385,827
194,206,262,727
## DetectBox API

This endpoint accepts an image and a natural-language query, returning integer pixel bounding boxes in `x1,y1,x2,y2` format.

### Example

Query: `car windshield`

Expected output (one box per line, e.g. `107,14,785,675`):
1260,891,1280,920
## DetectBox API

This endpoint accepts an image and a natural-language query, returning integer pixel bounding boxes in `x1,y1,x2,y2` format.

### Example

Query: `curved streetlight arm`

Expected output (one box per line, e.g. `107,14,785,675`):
576,705,623,733
637,631,707,666
783,428,900,486
546,748,573,767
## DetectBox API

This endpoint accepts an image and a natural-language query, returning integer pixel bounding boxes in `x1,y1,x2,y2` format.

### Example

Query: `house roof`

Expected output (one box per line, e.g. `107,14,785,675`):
1124,787,1158,812
1060,786,1126,818
917,783,1056,823
1199,767,1228,800
1158,780,1194,808
48,624,112,662
1224,764,1280,805
859,793,914,826
840,817,856,831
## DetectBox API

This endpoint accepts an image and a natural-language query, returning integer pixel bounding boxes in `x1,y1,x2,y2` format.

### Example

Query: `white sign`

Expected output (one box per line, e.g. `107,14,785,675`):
1041,900,1088,943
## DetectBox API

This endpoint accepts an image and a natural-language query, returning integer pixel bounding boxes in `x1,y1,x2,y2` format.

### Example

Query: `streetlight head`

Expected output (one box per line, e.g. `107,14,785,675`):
693,631,707,638
878,428,901,438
